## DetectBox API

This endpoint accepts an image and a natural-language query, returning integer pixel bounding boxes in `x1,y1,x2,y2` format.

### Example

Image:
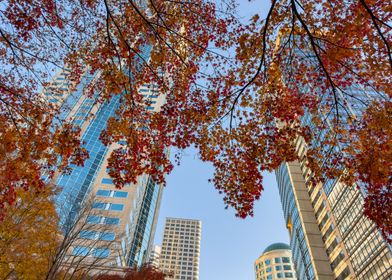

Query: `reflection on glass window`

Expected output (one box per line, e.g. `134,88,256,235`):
100,232,116,241
102,178,114,184
72,246,90,256
285,272,293,278
93,248,110,258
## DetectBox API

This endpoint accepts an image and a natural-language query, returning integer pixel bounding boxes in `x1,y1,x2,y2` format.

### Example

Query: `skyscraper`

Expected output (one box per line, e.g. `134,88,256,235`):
274,60,392,280
159,218,202,280
254,243,297,280
45,45,166,269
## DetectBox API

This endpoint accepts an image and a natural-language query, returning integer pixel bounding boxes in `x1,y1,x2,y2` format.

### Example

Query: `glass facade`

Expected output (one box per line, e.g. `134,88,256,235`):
127,176,163,266
276,164,316,280
56,94,121,226
276,147,392,279
49,43,164,269
274,34,392,280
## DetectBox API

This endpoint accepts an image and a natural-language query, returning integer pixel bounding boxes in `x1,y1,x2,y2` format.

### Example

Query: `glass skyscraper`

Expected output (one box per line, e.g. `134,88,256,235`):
45,44,165,269
274,52,392,279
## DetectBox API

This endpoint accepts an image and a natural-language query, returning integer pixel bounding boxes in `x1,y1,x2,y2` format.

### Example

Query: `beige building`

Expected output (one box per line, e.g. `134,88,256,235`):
273,30,392,280
276,157,392,280
160,218,201,280
255,243,297,280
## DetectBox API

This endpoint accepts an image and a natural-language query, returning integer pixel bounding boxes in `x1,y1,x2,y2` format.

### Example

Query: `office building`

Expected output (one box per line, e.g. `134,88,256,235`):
274,37,392,279
160,218,201,280
276,151,392,280
254,243,297,280
45,45,166,269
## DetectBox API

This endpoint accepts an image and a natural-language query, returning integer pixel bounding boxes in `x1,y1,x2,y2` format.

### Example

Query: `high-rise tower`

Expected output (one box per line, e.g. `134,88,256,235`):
274,54,392,280
45,45,166,270
159,218,202,280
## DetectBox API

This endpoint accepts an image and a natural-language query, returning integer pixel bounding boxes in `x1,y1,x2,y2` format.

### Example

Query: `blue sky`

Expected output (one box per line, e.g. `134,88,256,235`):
153,2,285,279
153,147,289,280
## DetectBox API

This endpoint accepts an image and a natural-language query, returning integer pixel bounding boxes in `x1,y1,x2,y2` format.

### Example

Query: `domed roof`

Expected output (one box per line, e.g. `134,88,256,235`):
263,243,291,254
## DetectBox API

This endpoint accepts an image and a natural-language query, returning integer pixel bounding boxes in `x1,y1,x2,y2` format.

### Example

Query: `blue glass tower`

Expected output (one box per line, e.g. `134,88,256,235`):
45,45,166,268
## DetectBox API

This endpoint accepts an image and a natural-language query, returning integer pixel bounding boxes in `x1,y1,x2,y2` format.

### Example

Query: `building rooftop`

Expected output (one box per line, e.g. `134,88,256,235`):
166,217,202,222
263,242,291,254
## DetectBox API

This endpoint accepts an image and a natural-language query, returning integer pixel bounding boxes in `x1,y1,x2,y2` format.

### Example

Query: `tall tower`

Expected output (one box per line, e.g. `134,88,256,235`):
159,217,202,280
254,243,297,280
273,29,392,280
45,45,166,269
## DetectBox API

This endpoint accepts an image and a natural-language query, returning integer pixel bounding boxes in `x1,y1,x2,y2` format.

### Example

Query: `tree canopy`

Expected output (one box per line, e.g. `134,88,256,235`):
0,188,60,279
0,0,391,241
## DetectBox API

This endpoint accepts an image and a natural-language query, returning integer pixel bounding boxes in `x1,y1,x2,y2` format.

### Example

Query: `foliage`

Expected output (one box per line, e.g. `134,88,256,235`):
95,265,168,280
0,191,130,279
0,188,60,279
0,0,391,241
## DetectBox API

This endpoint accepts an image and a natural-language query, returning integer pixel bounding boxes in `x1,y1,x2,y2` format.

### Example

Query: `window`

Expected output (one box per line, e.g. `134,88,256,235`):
285,272,293,278
87,215,101,224
282,257,290,263
92,202,123,211
276,265,282,271
277,273,283,278
283,265,292,270
72,246,90,256
265,259,271,265
101,178,114,184
275,257,281,263
336,266,350,280
114,191,128,198
87,216,120,225
105,217,120,225
80,230,97,239
96,190,127,198
327,237,339,255
331,251,345,269
97,190,111,197
267,275,273,280
93,248,110,258
266,267,272,273
100,232,115,241
110,204,124,211
92,202,105,209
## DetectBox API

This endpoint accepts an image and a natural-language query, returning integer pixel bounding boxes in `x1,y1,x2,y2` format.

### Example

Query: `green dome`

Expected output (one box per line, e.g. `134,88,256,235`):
263,243,291,254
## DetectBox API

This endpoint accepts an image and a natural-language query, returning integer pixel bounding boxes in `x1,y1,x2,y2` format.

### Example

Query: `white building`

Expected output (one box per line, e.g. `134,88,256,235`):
149,245,162,268
160,218,201,280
